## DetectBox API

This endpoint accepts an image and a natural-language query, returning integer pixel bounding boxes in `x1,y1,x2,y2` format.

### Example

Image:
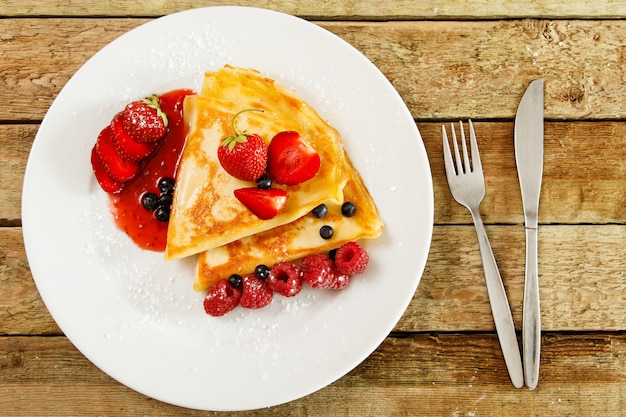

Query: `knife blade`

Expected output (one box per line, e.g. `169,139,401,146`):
514,79,544,390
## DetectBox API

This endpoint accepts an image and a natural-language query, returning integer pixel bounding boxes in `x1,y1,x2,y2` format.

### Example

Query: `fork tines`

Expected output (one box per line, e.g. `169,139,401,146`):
442,120,482,176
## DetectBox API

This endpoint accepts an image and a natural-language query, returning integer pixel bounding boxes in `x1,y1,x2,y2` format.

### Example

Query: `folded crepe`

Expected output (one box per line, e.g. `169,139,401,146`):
165,66,348,260
193,155,383,291
165,65,383,291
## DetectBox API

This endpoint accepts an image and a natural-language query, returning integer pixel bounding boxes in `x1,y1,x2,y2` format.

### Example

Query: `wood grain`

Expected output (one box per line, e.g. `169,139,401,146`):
3,0,626,19
3,19,626,121
2,3,626,415
4,121,625,224
3,224,624,335
1,333,625,416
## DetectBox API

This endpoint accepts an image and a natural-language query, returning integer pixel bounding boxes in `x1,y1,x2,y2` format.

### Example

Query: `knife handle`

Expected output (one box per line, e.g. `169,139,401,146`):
523,227,541,389
470,209,524,388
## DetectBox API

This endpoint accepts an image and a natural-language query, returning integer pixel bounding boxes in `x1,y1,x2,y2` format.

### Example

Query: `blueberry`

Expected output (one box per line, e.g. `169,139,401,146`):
158,193,173,209
319,225,334,240
254,264,270,279
256,174,272,190
228,274,243,288
328,248,338,261
311,204,328,218
158,177,175,194
154,205,170,222
341,201,357,217
141,193,159,211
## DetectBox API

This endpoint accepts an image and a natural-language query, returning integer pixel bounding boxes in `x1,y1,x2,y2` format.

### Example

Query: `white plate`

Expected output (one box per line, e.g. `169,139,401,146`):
22,6,433,411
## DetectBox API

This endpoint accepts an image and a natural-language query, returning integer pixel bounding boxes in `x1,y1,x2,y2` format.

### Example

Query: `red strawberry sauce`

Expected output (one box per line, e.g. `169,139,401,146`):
108,89,194,251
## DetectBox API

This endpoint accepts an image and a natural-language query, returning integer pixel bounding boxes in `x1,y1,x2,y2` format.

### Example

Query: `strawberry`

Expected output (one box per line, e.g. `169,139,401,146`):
110,113,158,161
240,274,273,309
90,146,123,193
233,187,287,220
94,126,140,182
267,131,320,186
122,95,168,143
203,279,242,316
218,109,267,181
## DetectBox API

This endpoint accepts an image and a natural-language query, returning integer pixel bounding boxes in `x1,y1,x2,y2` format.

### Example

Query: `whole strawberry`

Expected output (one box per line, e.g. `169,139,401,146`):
218,109,267,181
122,95,169,143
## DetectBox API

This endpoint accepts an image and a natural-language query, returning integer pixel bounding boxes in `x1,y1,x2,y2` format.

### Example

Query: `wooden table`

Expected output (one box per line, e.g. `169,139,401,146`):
2,1,625,415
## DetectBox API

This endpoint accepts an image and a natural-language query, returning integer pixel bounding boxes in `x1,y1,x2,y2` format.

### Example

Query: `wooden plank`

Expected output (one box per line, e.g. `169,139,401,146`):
1,333,624,415
0,228,61,335
3,225,624,335
4,121,625,225
2,19,626,121
3,0,626,19
0,125,31,224
422,121,626,225
398,224,626,332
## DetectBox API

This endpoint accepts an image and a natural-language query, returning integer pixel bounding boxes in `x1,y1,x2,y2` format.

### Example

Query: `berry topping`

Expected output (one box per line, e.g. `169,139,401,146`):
228,274,243,288
341,201,357,217
335,241,370,275
218,109,268,181
254,264,270,279
122,95,169,143
94,126,141,183
267,262,303,297
233,187,288,220
158,177,175,194
256,174,272,190
90,147,123,194
203,279,242,317
110,112,157,161
301,254,336,289
311,203,328,218
158,193,172,208
267,131,321,186
154,206,169,222
319,225,334,240
240,274,273,309
141,192,159,211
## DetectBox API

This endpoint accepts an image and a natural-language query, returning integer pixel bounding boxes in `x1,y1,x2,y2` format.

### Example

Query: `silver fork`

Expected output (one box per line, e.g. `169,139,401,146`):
442,120,524,388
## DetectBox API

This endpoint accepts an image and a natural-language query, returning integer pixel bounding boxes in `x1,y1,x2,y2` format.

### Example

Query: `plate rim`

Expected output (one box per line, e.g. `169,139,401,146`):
21,5,434,411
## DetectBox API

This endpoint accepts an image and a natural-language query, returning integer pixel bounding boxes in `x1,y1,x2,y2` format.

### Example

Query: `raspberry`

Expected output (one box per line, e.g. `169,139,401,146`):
240,274,273,309
301,254,335,289
334,241,369,275
301,254,350,290
267,262,303,297
327,267,350,289
203,279,242,316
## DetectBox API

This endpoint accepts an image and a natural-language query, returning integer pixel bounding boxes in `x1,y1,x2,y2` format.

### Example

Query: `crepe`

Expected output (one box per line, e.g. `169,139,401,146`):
165,66,348,260
194,155,383,291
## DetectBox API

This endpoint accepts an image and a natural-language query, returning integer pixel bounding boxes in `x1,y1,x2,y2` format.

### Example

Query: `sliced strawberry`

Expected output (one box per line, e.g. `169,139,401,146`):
122,95,168,143
233,187,287,220
267,131,321,186
90,146,123,193
110,112,158,161
94,126,140,182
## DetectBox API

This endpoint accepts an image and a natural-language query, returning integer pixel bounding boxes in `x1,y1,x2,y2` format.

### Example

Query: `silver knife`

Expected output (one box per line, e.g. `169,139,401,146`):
514,79,544,390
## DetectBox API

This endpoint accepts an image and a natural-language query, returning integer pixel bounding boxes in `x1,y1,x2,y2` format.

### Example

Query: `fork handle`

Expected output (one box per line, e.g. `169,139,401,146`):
470,208,524,388
523,227,541,390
